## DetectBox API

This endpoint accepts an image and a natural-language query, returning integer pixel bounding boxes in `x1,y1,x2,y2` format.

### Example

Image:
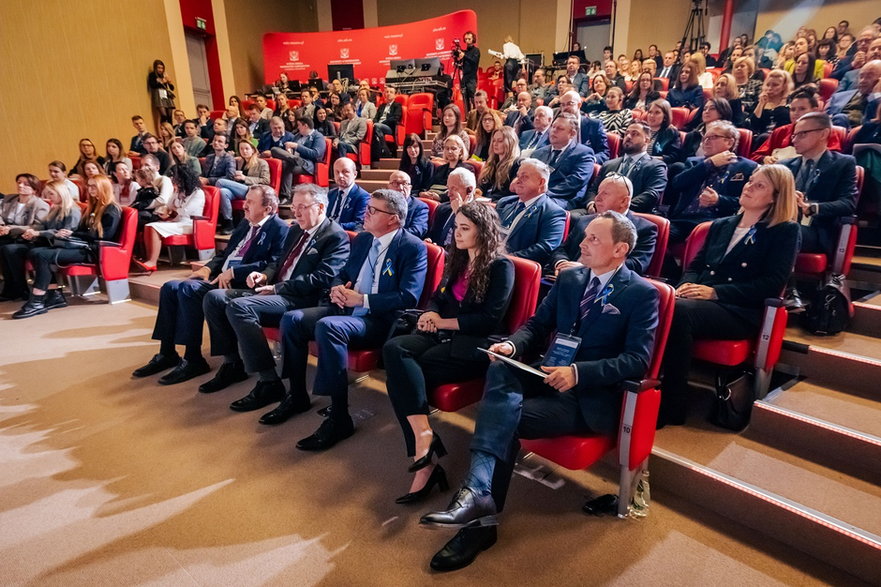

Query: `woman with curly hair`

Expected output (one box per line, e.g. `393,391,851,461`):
383,202,515,504
478,127,521,200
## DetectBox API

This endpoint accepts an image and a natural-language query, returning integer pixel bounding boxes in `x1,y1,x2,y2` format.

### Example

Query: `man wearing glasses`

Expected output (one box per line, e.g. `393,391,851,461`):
200,184,350,424
282,190,428,449
388,170,429,238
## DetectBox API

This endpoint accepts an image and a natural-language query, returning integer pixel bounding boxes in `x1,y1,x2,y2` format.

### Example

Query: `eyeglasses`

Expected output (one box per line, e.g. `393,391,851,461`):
791,128,825,140
366,205,395,216
291,202,319,213
389,180,411,187
701,134,729,142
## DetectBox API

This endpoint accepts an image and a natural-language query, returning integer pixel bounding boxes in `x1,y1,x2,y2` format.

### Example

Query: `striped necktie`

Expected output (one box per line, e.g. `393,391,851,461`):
578,277,602,326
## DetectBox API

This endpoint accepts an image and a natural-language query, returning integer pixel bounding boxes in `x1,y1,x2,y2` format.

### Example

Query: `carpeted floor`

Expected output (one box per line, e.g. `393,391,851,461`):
0,298,859,585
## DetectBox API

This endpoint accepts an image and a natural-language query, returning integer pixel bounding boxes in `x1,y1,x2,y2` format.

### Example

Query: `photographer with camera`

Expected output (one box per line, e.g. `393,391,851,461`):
454,31,481,112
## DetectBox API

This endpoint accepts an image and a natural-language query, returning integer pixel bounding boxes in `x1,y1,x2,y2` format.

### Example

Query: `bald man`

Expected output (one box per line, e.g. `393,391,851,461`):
326,158,370,230
388,170,429,238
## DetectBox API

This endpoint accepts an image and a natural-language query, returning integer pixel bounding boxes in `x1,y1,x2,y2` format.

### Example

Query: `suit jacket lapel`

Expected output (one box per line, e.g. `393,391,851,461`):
377,229,403,292
710,215,742,263
578,266,632,338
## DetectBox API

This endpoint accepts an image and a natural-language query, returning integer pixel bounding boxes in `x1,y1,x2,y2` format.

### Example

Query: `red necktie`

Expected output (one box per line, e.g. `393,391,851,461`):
273,231,309,284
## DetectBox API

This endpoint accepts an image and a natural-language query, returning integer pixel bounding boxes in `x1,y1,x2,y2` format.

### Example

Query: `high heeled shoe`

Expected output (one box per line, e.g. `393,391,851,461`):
395,464,449,504
408,433,448,473
131,257,157,274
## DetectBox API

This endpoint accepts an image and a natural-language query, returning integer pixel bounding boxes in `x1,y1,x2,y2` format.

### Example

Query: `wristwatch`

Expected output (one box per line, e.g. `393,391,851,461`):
806,203,818,216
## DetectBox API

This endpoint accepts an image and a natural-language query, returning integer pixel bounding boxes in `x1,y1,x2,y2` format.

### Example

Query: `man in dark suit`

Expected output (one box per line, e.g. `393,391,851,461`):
583,122,667,212
782,112,859,256
327,158,370,231
388,171,429,238
496,159,566,265
657,51,681,81
530,113,596,210
552,174,658,276
132,186,289,384
564,55,589,97
128,115,149,156
502,92,534,134
518,106,553,155
210,184,350,423
420,211,660,571
257,116,295,156
373,86,403,159
425,168,476,246
271,116,327,202
667,120,758,243
245,104,270,141
281,190,428,450
557,90,611,163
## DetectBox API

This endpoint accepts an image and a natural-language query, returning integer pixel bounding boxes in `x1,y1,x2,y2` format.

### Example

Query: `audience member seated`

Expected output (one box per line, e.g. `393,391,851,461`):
199,135,236,226
70,138,106,178
79,161,103,182
518,105,553,156
585,122,668,213
383,202,514,503
194,104,213,140
373,86,404,159
132,186,289,384
47,161,80,201
400,133,434,193
432,105,471,159
496,158,566,265
503,92,534,135
473,110,504,161
354,88,377,120
388,171,429,238
327,158,370,231
277,189,427,451
582,74,610,115
231,120,258,154
204,185,348,409
324,93,344,123
270,116,326,203
557,90,610,163
624,72,661,110
314,107,336,138
254,94,274,121
0,180,81,302
13,176,121,319
465,91,494,133
103,139,132,175
478,127,521,201
426,168,477,246
246,104,270,141
563,55,589,96
676,98,736,167
420,135,470,202
0,173,51,250
419,210,658,571
668,62,706,110
659,164,800,426
732,57,764,114
334,102,367,159
141,134,171,175
530,113,597,210
133,165,206,272
551,174,658,276
708,73,745,127
258,116,295,157
216,140,270,231
223,106,242,135
295,89,316,122
546,75,572,108
746,69,793,145
166,139,202,179
690,53,715,89
751,86,840,163
836,48,869,92
530,68,553,104
594,87,634,137
667,121,758,244
158,122,177,151
826,59,881,129
128,115,150,157
645,99,683,165
181,120,207,158
134,154,174,228
499,79,530,111
657,51,681,81
110,161,140,206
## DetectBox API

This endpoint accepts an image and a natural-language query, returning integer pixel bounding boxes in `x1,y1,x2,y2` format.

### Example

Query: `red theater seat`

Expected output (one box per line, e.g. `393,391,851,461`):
61,206,138,303
232,158,282,212
818,78,838,102
429,256,542,412
293,138,332,187
521,279,675,517
418,197,439,225
345,120,374,168
671,107,690,130
736,128,753,158
162,185,220,263
406,93,435,138
606,133,620,159
654,77,669,91
633,212,670,278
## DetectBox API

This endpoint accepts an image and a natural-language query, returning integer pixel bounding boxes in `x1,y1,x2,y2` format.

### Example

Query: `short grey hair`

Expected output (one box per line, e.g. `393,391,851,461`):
248,185,280,212
448,166,476,189
520,158,552,183
598,210,637,254
554,111,580,133
293,183,328,206
707,120,739,151
371,188,408,223
534,105,553,119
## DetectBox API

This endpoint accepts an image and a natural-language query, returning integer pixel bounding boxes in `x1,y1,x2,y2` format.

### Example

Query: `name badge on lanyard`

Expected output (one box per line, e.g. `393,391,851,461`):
543,333,581,367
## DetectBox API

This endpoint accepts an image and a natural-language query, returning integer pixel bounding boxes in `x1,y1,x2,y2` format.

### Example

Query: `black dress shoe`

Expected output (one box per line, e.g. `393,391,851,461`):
259,392,311,425
229,380,286,412
132,353,180,377
157,357,212,385
44,289,68,310
429,526,498,572
419,487,498,529
296,415,355,451
12,294,47,319
198,360,248,393
396,464,449,504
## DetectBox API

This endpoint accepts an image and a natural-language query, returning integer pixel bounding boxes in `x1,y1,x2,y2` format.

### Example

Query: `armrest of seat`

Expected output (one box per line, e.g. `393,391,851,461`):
97,240,131,280
618,378,662,470
831,216,857,275
622,379,661,394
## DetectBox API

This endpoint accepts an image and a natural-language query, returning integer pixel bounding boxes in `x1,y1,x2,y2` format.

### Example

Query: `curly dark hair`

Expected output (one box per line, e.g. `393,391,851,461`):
171,161,200,196
442,202,504,303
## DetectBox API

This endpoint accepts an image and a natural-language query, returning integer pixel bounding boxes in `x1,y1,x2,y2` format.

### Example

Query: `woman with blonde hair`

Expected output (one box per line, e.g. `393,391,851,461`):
731,56,763,113
746,69,793,143
690,53,715,89
709,73,744,126
158,122,177,150
478,127,521,200
420,135,470,202
14,176,121,318
658,163,800,426
215,140,270,223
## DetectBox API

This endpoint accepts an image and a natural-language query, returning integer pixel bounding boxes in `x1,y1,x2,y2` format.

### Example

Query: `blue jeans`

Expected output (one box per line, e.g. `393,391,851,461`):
216,178,249,220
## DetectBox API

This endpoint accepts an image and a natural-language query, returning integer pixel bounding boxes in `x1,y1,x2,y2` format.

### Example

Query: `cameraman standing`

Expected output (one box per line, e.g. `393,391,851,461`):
455,31,481,111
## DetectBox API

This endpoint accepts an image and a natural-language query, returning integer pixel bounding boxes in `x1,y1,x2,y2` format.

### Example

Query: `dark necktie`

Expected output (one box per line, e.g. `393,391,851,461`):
619,157,634,177
330,189,347,220
238,226,259,258
578,277,602,329
502,202,526,229
550,149,563,167
796,159,815,193
527,131,543,150
272,231,309,284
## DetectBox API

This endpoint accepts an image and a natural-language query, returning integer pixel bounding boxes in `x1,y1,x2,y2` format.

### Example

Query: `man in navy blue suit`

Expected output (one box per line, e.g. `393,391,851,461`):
420,211,660,571
557,90,610,163
281,190,428,450
564,55,589,97
502,92,534,134
326,158,370,231
518,106,552,156
667,120,758,243
270,116,327,201
530,113,596,210
496,159,566,265
132,186,289,385
388,171,429,238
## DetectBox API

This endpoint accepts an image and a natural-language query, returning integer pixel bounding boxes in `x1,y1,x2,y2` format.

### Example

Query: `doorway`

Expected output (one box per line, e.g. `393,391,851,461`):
576,19,612,64
186,31,213,108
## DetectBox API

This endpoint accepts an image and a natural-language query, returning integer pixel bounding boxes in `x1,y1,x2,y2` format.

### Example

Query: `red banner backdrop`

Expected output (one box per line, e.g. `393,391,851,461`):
262,10,478,86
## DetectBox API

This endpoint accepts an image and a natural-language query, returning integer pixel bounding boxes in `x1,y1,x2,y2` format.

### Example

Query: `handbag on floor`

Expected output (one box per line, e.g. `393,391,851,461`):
710,370,754,431
802,273,852,336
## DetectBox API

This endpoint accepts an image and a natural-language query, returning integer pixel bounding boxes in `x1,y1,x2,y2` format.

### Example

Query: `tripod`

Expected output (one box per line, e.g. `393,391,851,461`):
678,0,707,57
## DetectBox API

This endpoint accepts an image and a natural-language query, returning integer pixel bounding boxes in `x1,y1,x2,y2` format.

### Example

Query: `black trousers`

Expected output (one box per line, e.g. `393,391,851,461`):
382,333,489,456
0,242,31,297
28,246,92,291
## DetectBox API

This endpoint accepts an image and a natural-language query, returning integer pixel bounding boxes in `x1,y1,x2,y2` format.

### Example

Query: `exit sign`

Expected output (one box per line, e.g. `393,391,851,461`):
585,6,597,15
196,17,207,30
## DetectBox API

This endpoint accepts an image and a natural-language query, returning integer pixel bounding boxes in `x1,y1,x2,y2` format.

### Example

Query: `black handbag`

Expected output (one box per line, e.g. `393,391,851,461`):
51,235,91,250
388,309,426,339
710,370,754,431
802,273,852,335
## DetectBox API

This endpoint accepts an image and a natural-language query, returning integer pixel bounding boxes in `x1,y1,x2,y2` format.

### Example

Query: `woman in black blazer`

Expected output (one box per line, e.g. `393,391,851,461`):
659,164,800,426
399,133,434,193
383,202,515,503
645,99,682,165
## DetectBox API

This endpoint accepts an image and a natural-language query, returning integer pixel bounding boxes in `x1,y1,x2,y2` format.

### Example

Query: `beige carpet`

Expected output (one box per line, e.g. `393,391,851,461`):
0,298,858,585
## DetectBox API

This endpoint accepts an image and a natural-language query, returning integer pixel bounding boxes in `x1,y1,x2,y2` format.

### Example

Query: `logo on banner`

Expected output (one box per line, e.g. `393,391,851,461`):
435,38,445,51
389,44,398,56
340,47,350,59
289,51,299,62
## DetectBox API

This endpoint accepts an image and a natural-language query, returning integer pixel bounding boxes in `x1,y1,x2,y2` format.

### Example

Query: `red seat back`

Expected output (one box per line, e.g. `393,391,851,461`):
671,107,691,130
100,206,138,280
606,133,620,159
818,78,838,102
210,110,226,121
736,128,753,158
420,242,445,308
682,221,713,270
654,77,669,91
194,186,220,251
633,212,670,278
505,256,542,333
266,158,282,194
843,126,860,154
417,197,439,225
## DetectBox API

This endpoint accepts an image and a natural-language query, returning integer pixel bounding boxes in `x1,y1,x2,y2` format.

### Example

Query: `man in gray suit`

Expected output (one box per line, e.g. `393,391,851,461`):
334,102,367,159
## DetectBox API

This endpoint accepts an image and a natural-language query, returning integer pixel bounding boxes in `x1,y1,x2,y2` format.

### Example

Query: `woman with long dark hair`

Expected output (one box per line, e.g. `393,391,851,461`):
383,202,514,503
148,59,176,124
624,71,661,111
399,133,434,192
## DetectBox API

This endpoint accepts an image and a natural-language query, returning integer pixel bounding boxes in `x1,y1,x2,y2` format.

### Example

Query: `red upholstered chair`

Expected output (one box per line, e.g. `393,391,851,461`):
418,197,439,225
654,77,669,91
344,120,374,168
830,125,846,152
818,78,838,102
670,107,690,130
822,62,834,78
702,88,713,102
383,94,409,148
736,128,753,158
162,185,220,263
633,212,670,278
682,222,790,398
843,126,861,154
61,206,138,303
293,138,332,187
232,158,283,212
520,279,676,518
794,166,863,278
430,256,542,412
71,177,87,202
130,155,142,170
606,133,620,159
406,93,435,137
210,110,226,121
467,159,483,178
